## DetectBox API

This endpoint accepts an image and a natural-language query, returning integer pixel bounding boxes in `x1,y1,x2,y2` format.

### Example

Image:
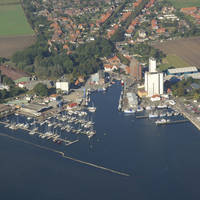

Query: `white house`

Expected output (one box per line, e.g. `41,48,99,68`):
56,81,69,92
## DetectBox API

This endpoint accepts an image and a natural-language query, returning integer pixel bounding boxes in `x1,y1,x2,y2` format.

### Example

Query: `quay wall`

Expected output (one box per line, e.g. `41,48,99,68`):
174,103,200,131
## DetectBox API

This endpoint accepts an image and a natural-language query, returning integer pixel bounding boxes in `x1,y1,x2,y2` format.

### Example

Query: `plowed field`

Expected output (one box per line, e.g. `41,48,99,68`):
0,35,36,58
153,37,200,68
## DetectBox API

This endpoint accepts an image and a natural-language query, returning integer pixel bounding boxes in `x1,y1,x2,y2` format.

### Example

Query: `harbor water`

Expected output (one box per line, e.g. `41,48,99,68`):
1,82,200,200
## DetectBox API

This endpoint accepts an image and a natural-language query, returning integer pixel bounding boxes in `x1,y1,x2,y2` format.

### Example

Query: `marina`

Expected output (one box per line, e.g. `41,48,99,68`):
1,80,200,200
0,107,97,147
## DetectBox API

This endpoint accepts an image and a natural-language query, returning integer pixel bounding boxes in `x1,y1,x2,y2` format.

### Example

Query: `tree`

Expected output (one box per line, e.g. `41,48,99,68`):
110,28,125,42
2,76,14,86
33,83,48,96
0,57,8,64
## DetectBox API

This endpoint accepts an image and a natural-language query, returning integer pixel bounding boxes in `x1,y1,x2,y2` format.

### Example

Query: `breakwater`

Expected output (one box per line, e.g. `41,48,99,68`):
0,132,130,177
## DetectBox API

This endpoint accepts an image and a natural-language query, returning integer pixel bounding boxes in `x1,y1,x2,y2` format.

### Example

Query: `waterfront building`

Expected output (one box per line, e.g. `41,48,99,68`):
144,58,163,97
20,103,51,116
126,92,138,109
145,72,163,97
130,57,142,80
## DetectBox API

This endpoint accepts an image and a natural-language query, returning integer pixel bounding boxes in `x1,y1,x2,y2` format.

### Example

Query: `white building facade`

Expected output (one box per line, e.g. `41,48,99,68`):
145,72,163,97
56,82,69,92
149,57,157,73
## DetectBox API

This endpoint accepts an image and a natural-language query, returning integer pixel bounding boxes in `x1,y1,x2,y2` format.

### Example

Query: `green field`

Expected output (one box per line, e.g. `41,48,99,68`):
0,4,34,36
158,54,189,71
0,0,19,4
168,0,200,9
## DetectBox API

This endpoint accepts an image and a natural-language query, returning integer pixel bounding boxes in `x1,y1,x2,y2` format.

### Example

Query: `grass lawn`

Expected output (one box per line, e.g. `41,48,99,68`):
158,54,189,71
168,0,200,9
0,4,34,36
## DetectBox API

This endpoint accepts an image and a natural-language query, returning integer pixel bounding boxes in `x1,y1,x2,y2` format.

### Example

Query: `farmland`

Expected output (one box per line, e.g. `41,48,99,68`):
0,36,36,58
153,37,200,69
168,0,200,9
0,3,35,57
0,0,19,4
0,4,34,36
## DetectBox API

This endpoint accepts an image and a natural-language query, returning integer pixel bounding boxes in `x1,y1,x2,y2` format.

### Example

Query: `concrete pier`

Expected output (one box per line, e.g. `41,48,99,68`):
175,103,200,131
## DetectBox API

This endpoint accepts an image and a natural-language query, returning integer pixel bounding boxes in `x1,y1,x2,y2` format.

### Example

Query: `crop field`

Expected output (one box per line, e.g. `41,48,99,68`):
168,0,200,9
0,0,19,4
0,36,36,58
0,3,35,57
153,37,200,69
0,4,34,36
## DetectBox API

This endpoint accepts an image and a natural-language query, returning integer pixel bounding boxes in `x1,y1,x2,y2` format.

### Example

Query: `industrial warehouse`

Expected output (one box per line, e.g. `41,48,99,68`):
167,66,198,76
20,103,52,116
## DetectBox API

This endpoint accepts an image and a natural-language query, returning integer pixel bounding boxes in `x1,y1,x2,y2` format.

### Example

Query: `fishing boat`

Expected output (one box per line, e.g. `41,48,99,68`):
29,130,36,135
137,106,144,112
145,106,152,111
166,112,173,117
4,123,9,128
155,118,170,125
88,106,96,112
149,113,159,118
123,109,135,114
160,112,167,117
56,140,62,144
